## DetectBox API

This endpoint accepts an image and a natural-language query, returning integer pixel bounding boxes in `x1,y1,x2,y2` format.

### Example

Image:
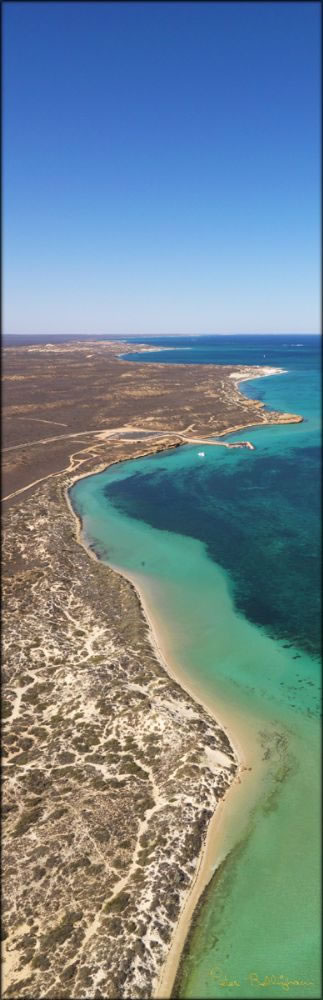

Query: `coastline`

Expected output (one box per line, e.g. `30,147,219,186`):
67,478,264,1000
66,483,243,994
110,570,264,1000
4,457,240,1000
64,362,303,998
3,340,315,999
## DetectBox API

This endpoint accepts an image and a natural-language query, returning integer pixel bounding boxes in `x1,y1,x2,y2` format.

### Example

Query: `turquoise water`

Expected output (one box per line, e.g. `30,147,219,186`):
70,337,321,998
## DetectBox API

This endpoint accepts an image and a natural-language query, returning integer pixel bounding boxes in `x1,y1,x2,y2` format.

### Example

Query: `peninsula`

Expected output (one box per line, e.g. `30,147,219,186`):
2,340,302,999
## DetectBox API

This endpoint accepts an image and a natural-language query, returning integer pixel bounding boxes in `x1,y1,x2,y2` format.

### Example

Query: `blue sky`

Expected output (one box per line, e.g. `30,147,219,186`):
3,1,321,336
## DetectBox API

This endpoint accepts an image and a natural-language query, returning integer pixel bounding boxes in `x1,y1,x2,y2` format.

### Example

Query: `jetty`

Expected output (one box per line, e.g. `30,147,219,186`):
178,435,255,451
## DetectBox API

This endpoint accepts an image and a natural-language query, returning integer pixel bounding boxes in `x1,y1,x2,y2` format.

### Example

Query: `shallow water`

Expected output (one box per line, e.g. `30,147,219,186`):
70,336,321,998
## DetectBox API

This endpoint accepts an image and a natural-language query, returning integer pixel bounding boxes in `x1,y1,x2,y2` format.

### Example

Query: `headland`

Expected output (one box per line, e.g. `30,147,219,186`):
2,340,302,998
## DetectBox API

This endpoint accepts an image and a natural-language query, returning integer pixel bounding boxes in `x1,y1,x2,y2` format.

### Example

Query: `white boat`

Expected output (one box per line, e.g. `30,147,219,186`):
198,451,205,457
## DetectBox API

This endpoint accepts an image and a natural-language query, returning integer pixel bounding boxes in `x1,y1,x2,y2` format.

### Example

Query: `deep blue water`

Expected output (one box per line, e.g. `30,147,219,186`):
120,333,319,371
71,334,321,997
105,335,321,661
3,331,318,359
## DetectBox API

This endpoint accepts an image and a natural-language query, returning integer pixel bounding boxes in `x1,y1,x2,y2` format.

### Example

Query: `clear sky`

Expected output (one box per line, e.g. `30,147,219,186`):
3,1,321,336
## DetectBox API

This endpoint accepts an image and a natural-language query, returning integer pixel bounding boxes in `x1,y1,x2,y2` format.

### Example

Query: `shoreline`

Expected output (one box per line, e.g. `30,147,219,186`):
64,361,302,998
66,483,262,1000
4,334,316,1000
109,570,263,1000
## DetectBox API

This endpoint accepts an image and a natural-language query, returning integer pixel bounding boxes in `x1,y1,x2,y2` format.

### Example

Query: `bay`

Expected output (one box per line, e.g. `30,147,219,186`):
70,335,321,998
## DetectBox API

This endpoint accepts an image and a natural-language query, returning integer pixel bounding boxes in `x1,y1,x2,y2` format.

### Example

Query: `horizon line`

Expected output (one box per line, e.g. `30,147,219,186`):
3,332,320,339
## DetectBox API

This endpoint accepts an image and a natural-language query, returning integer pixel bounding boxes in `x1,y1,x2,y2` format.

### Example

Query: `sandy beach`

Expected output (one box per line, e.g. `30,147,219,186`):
4,453,241,1000
64,364,297,998
3,344,306,999
70,476,265,1000
110,570,267,998
62,361,304,998
67,483,255,997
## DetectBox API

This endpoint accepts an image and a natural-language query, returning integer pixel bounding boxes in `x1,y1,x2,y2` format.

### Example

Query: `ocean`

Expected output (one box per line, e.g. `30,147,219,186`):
70,334,321,999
